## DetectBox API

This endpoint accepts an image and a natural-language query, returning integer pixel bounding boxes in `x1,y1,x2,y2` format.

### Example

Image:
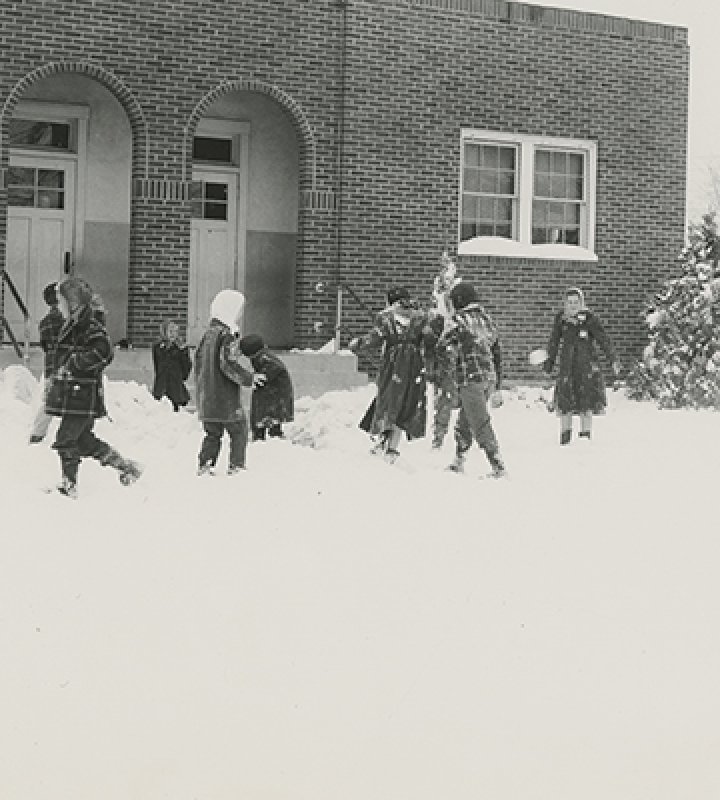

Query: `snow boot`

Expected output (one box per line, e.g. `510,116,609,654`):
227,464,246,476
578,430,591,440
560,429,572,446
197,462,216,476
487,451,507,479
445,454,465,474
29,434,45,444
97,448,143,485
118,460,143,486
383,448,400,465
370,432,389,456
57,476,78,499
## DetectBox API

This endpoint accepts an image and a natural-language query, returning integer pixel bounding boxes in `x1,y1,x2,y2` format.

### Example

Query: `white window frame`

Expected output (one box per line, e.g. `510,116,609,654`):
459,129,598,261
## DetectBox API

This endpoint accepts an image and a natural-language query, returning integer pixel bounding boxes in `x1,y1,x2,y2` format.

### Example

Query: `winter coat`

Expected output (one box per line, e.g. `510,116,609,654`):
152,340,192,407
545,308,616,414
45,305,114,418
353,305,435,440
194,320,253,423
248,348,294,429
38,306,65,377
439,302,502,390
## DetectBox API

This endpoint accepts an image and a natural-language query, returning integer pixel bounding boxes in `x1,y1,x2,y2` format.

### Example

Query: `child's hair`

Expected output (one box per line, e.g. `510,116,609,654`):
42,282,58,307
57,276,93,309
158,319,177,339
565,287,586,305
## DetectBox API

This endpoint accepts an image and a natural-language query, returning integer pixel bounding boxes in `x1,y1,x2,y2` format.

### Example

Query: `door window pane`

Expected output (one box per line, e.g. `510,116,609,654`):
191,180,229,220
7,167,65,209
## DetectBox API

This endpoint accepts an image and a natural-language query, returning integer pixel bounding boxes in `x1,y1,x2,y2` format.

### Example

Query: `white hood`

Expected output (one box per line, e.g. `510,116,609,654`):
210,289,245,333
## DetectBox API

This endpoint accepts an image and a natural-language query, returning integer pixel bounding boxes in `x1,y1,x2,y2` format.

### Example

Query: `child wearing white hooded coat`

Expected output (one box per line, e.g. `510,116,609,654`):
194,289,265,475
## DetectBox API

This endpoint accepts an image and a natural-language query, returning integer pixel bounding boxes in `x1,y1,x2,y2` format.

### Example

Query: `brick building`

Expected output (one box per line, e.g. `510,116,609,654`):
0,0,688,379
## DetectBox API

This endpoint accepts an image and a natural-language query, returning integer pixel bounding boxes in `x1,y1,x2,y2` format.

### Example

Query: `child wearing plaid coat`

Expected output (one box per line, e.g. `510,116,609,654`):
46,277,142,498
439,281,506,478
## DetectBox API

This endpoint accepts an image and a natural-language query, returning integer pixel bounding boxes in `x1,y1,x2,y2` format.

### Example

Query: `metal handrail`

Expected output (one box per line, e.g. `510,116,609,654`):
315,279,376,352
0,270,30,360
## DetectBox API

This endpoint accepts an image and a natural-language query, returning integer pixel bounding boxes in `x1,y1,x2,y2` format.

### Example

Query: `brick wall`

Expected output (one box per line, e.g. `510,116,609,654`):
0,0,688,380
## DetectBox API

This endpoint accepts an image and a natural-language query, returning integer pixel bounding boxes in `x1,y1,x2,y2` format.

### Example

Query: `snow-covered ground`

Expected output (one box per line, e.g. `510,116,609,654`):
2,364,720,800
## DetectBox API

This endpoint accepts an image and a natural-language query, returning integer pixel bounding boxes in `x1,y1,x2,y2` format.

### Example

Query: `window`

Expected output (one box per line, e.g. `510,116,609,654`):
193,136,233,164
7,167,65,209
459,130,597,260
190,180,228,220
9,119,73,152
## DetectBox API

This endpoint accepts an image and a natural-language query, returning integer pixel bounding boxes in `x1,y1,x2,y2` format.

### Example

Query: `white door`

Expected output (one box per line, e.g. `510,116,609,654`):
6,156,75,340
188,168,239,344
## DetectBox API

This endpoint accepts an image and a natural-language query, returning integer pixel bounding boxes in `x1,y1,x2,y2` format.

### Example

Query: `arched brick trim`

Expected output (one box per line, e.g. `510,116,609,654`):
0,61,148,180
182,78,317,193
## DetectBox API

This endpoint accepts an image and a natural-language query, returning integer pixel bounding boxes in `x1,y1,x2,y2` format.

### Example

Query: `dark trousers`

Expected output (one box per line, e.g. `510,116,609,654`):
199,417,248,469
52,415,114,483
454,382,499,457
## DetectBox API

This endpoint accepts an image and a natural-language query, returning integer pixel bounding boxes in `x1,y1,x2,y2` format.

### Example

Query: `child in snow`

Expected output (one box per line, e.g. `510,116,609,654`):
426,253,462,449
29,282,65,444
440,281,506,478
349,286,436,464
194,290,265,475
540,287,620,445
46,276,143,498
152,320,192,411
237,333,294,440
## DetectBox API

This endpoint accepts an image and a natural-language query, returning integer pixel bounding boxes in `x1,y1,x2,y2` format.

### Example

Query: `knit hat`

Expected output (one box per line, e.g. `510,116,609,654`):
238,334,265,357
42,282,58,307
57,276,93,311
448,281,478,310
386,286,411,305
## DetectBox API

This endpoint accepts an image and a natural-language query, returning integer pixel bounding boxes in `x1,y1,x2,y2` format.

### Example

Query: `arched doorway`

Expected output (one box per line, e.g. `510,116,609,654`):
188,91,299,347
5,72,132,344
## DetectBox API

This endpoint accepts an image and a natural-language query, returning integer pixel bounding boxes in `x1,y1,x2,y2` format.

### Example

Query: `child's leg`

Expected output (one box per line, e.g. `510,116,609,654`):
386,425,402,452
560,413,573,445
199,421,223,468
252,425,266,441
579,412,592,438
52,415,89,490
432,377,454,448
447,401,474,471
456,382,502,469
78,421,143,484
226,414,249,471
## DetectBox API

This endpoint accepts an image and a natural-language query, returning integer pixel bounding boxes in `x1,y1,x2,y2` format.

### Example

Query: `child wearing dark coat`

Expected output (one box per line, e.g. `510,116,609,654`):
540,287,620,444
46,276,143,498
152,320,192,411
238,334,294,440
29,282,65,444
194,290,265,475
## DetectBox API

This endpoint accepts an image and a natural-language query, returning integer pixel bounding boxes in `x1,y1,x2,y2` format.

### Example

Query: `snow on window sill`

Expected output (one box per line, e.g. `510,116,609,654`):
458,237,598,262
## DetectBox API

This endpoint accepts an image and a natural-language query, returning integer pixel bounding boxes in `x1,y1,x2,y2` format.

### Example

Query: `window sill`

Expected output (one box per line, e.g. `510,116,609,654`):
458,237,598,262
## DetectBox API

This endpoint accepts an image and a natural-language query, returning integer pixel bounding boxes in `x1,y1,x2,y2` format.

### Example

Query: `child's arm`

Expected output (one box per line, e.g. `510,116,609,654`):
179,346,192,381
64,328,113,375
348,312,387,352
219,335,254,386
544,312,563,372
